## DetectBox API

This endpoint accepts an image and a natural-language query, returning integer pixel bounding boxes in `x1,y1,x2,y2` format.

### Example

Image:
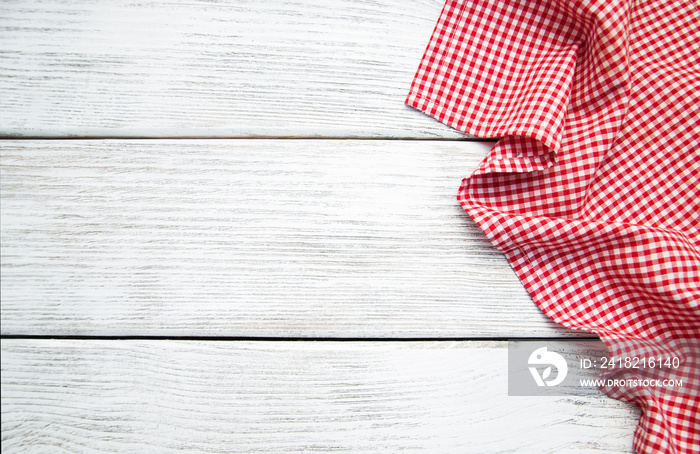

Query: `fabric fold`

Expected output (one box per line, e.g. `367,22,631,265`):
406,0,633,175
407,0,700,453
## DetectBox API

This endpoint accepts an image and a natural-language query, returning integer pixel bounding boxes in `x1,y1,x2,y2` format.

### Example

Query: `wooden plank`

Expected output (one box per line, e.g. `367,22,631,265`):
0,0,461,139
0,139,581,337
0,339,639,453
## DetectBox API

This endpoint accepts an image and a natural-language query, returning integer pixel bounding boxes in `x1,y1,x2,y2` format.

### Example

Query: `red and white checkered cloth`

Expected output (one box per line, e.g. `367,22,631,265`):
407,0,700,452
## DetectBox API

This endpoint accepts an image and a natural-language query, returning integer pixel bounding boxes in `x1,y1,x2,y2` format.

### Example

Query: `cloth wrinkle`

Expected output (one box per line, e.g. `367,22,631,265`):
407,1,700,452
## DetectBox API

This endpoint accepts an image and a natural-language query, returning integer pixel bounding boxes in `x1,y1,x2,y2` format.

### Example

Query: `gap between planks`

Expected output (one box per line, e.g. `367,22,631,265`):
0,335,599,342
1,136,492,141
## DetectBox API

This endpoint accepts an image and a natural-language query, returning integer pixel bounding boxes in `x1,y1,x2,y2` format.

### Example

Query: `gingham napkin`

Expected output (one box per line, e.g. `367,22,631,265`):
407,1,700,452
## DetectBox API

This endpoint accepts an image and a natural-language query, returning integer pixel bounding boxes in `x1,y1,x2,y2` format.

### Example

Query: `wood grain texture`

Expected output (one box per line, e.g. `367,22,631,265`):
0,1,635,451
1,339,639,454
0,139,585,337
0,0,462,139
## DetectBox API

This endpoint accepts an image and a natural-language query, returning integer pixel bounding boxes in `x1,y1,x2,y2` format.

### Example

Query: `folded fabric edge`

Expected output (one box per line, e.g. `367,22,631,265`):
458,187,700,453
405,92,561,175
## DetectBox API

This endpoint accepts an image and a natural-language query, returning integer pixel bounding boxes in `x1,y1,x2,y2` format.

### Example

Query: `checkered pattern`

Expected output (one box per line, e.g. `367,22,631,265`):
407,1,699,453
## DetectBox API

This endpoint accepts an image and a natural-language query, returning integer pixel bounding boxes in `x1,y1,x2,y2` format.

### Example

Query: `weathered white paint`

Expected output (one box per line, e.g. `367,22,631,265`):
0,139,582,337
1,340,639,453
0,0,462,139
0,1,638,450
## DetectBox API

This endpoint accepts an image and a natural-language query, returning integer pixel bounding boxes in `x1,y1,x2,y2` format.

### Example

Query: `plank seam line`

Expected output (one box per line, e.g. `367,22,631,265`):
0,335,597,342
0,136,496,142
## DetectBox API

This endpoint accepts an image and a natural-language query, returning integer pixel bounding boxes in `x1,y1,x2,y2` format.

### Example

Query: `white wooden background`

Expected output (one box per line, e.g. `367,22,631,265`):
1,1,640,452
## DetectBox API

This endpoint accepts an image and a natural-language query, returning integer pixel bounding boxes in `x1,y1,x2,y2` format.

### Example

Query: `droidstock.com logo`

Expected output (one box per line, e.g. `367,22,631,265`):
508,340,609,396
528,347,568,387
